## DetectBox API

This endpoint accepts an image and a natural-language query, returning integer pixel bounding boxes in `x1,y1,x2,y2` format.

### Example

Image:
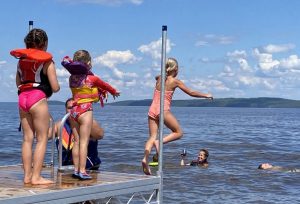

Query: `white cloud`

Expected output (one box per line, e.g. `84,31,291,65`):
253,48,280,71
262,79,275,89
93,50,139,79
279,55,300,69
236,76,275,90
190,78,230,91
125,79,136,87
195,41,208,47
226,50,251,72
143,80,155,88
0,61,7,68
219,65,235,77
144,72,152,79
105,78,123,89
94,50,138,68
262,43,295,53
238,76,260,86
195,34,234,47
227,50,247,59
238,58,251,71
56,68,70,77
111,67,138,79
138,38,174,60
142,73,155,88
9,74,14,80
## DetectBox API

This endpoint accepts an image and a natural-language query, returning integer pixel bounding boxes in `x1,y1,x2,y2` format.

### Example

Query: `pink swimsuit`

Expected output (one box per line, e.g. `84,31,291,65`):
19,89,46,112
148,89,174,120
70,102,93,122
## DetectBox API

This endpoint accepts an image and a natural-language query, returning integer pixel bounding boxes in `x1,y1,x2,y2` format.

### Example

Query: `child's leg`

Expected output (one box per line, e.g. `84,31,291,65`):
78,111,93,173
30,99,54,184
19,110,34,184
142,117,158,175
70,119,80,173
154,111,183,153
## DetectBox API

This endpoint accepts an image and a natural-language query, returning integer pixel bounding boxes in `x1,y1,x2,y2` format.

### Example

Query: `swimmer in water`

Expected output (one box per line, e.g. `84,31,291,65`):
258,163,300,172
180,149,209,167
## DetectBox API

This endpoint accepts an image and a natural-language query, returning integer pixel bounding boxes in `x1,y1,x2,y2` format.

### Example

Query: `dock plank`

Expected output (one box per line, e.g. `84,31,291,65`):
0,165,159,204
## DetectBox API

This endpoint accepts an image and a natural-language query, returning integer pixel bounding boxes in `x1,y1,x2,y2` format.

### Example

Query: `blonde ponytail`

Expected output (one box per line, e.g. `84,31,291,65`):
166,57,178,75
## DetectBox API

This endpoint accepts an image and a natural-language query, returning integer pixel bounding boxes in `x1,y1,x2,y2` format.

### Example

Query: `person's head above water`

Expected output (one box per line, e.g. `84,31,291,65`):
198,149,209,164
258,163,273,170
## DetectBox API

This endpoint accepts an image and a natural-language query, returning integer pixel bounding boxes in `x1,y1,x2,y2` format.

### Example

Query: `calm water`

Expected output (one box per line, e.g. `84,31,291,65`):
0,103,300,203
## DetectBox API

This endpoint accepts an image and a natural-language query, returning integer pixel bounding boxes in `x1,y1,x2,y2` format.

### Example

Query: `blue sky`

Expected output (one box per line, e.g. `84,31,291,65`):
1,0,300,102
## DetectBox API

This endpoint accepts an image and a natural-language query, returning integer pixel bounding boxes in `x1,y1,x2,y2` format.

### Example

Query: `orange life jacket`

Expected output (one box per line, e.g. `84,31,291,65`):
10,48,53,97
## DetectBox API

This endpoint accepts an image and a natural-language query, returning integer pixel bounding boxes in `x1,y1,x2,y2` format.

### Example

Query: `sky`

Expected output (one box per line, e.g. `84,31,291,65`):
1,0,300,102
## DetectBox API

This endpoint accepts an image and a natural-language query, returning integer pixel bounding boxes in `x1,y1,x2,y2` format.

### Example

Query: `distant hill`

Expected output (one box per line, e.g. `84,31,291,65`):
108,97,300,108
48,100,64,105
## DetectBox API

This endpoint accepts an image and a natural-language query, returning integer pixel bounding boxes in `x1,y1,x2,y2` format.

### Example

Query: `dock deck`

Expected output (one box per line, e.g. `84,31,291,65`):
0,165,160,204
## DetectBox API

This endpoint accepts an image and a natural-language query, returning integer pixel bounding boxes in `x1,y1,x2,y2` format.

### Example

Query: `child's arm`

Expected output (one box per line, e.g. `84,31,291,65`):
176,79,213,99
16,71,21,87
45,61,60,93
90,75,120,98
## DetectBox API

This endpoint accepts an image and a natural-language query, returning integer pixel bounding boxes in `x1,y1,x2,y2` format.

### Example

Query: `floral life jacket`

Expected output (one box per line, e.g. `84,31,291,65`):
61,56,108,107
10,48,53,97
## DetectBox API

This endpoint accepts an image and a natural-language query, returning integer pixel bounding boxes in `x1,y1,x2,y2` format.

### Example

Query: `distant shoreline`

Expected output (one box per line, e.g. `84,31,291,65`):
107,97,300,108
2,97,300,108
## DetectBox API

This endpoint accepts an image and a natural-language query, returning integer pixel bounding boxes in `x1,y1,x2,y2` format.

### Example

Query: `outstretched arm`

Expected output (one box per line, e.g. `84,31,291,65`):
91,75,120,98
176,79,213,99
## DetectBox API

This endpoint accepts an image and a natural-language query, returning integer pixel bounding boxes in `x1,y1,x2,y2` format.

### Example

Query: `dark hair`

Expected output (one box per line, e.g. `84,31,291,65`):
200,149,209,158
73,50,91,64
258,164,263,169
65,98,73,108
24,28,48,49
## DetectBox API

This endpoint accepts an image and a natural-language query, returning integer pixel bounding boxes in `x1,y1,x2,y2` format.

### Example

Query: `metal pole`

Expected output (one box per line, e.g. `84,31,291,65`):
58,113,70,171
50,115,55,166
28,20,33,31
157,25,167,204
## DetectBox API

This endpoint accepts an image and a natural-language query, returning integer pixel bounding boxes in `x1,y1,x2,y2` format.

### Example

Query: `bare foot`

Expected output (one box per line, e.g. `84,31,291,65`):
24,178,31,184
31,177,54,185
24,173,32,184
142,159,151,175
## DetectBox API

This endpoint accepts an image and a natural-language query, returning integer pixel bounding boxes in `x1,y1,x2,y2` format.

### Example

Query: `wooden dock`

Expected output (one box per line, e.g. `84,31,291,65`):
0,165,160,204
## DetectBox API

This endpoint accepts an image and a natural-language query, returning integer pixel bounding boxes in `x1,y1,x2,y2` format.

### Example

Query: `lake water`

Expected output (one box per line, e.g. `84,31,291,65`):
0,103,300,203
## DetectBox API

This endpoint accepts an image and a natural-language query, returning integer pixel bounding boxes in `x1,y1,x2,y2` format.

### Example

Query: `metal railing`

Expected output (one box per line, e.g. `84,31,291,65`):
58,113,71,171
49,115,55,166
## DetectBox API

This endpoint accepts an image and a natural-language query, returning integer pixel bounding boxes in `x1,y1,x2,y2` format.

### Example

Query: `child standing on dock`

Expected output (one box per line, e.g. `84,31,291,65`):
142,57,213,175
53,98,103,170
62,50,120,180
11,28,60,184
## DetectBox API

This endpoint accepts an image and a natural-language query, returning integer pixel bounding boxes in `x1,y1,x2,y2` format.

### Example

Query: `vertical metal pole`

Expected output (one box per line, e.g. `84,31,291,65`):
29,20,33,31
157,25,167,204
50,115,55,166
